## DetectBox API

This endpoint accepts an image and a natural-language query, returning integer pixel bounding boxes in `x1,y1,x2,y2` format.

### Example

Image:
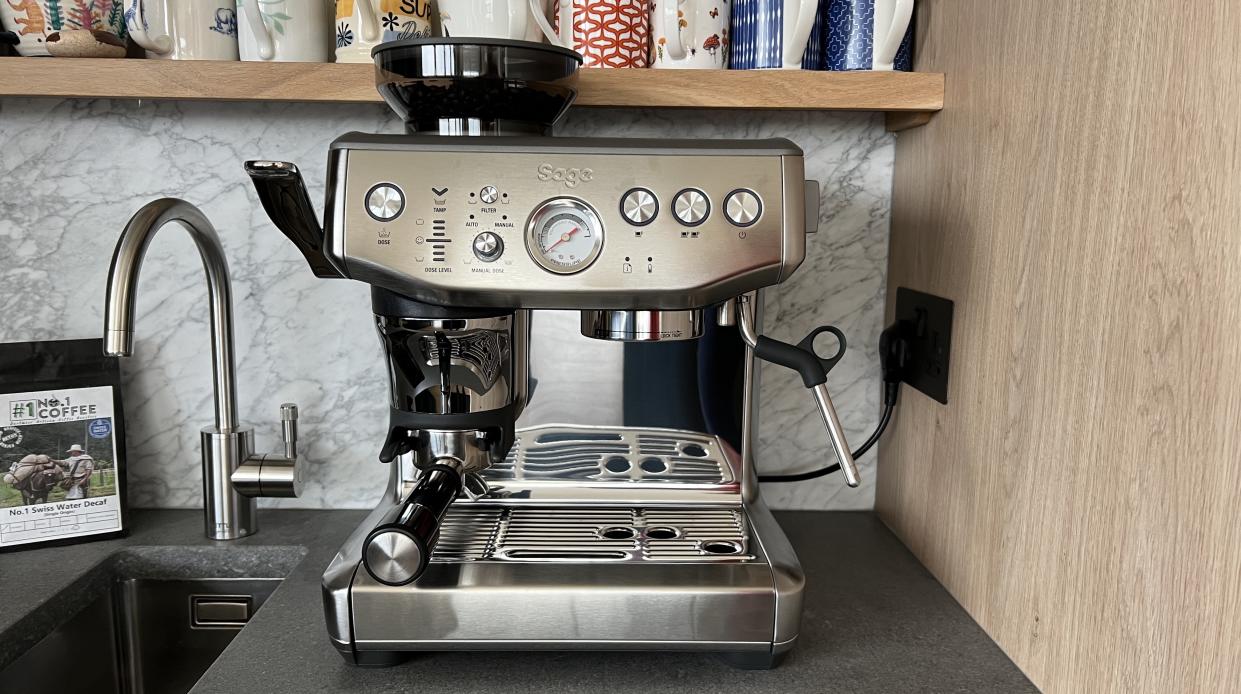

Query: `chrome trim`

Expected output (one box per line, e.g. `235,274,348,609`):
524,196,605,275
746,498,805,645
326,147,350,277
777,155,808,284
579,309,704,341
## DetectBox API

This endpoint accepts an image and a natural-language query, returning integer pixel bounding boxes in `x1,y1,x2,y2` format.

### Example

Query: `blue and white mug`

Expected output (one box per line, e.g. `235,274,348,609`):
810,0,913,71
126,0,240,60
728,0,818,70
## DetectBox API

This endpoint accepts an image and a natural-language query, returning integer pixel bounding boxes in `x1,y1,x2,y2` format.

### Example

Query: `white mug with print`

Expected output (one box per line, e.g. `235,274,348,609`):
334,0,433,64
438,0,543,42
126,0,240,60
651,0,730,69
237,0,333,62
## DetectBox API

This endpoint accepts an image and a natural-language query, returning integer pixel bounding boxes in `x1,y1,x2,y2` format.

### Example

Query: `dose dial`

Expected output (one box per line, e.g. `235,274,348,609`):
526,197,604,274
365,183,405,222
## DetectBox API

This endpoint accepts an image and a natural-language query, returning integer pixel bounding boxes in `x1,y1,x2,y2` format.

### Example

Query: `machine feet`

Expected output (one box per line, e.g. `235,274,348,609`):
715,650,788,670
349,650,412,668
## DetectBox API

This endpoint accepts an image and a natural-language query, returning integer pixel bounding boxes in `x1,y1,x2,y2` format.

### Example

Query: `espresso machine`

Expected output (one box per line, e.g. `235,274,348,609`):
246,38,859,669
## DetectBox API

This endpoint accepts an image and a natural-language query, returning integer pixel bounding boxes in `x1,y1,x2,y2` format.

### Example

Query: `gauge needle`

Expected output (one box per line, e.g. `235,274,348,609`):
545,227,580,252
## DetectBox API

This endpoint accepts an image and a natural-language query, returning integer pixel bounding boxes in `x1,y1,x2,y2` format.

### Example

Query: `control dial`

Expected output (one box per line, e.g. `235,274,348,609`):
473,232,504,262
366,183,405,222
526,197,604,274
620,187,658,226
724,189,762,226
480,186,499,204
673,188,710,226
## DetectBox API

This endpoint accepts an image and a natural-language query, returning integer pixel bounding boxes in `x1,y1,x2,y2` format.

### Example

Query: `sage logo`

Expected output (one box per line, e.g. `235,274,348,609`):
537,164,593,189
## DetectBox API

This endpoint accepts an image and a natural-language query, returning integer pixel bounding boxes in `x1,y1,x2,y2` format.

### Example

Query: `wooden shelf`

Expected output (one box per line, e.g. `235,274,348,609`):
0,58,943,130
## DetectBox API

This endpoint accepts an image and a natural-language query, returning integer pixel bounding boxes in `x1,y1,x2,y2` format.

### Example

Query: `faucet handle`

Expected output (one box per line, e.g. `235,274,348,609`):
280,403,298,459
231,402,304,499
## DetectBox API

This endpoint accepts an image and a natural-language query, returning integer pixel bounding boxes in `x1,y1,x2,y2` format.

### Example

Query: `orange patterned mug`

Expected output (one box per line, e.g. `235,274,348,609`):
530,0,650,68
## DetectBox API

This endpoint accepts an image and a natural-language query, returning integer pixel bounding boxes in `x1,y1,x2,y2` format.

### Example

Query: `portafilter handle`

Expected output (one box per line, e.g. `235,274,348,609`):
243,161,343,279
362,464,462,586
727,295,860,487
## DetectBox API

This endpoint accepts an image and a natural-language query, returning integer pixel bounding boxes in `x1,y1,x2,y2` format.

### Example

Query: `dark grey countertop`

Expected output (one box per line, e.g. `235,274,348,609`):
0,510,1035,693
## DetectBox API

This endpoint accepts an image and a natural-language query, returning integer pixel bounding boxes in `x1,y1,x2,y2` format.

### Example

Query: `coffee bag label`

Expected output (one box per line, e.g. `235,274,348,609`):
0,385,122,547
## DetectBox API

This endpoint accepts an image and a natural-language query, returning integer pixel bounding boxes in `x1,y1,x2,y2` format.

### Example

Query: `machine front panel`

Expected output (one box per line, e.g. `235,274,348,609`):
331,146,805,309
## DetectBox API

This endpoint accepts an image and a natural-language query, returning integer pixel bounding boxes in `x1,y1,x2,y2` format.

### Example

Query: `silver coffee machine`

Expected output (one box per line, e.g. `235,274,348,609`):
246,38,858,670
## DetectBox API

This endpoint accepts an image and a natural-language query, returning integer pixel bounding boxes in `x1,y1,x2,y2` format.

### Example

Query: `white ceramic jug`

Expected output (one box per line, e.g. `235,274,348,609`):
237,0,333,62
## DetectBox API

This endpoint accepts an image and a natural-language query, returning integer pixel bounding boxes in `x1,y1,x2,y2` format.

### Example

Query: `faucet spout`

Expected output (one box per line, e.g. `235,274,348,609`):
104,198,240,433
103,198,305,540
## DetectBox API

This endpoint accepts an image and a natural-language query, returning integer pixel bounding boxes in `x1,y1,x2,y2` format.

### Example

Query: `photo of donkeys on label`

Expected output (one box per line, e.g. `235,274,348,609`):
1,385,123,547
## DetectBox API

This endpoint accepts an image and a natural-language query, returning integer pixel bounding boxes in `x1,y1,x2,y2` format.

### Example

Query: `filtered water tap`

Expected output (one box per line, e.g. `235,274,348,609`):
104,198,303,540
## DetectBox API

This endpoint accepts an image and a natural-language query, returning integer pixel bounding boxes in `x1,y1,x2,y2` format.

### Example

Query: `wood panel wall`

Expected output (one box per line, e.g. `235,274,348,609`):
879,1,1241,691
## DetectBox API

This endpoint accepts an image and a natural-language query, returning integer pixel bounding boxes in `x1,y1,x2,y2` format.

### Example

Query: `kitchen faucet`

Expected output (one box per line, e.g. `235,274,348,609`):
103,198,302,540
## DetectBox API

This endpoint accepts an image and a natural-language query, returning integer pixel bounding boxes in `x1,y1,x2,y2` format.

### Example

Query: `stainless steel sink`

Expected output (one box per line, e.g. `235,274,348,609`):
2,577,281,694
0,545,305,694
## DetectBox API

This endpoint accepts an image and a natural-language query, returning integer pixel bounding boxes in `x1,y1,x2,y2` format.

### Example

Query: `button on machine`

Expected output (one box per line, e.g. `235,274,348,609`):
620,187,658,226
472,231,504,262
480,186,499,204
672,188,710,226
366,183,405,222
724,189,762,227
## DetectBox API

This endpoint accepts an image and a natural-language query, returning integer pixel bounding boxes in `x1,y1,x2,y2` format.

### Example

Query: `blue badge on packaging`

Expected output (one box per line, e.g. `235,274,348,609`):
88,418,112,439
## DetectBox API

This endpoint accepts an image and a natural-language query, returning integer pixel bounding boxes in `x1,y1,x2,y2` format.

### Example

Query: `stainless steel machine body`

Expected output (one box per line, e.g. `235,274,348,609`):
291,135,826,669
244,38,858,670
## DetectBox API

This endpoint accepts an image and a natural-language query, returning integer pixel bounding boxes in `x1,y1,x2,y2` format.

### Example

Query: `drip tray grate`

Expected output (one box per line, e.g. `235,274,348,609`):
431,506,753,563
484,425,733,485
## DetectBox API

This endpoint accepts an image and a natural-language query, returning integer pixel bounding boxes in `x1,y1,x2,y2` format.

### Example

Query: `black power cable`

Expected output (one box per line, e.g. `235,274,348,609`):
758,403,894,482
758,320,909,483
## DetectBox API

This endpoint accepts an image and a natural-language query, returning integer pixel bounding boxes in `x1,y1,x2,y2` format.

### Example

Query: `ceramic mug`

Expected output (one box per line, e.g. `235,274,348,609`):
1,0,128,56
334,0,432,64
237,0,332,61
530,0,649,68
728,0,816,69
439,0,543,41
819,0,912,71
651,0,729,69
125,0,239,60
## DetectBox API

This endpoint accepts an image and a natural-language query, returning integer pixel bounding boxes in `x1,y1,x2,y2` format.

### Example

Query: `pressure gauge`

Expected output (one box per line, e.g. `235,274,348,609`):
525,197,605,274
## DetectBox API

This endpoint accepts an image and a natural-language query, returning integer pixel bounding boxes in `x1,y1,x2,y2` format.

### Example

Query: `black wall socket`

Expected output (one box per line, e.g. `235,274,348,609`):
893,287,954,404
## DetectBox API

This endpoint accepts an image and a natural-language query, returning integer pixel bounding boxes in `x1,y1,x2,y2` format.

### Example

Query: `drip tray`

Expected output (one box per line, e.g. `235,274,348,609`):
432,506,754,563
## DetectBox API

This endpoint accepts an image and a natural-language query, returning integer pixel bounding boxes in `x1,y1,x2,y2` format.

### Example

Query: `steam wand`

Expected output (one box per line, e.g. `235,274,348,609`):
722,294,861,487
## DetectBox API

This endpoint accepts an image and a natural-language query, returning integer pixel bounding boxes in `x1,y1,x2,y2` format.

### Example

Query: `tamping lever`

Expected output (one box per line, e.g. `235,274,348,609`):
729,296,861,487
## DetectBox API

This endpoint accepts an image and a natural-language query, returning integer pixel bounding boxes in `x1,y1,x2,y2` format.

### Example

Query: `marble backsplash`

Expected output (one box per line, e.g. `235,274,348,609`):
0,98,891,510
